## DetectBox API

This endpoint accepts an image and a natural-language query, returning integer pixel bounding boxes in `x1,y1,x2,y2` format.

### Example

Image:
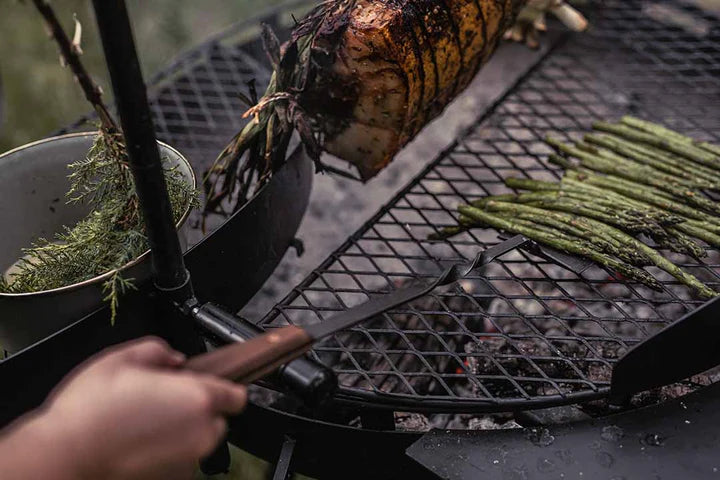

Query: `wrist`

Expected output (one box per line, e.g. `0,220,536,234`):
0,409,90,480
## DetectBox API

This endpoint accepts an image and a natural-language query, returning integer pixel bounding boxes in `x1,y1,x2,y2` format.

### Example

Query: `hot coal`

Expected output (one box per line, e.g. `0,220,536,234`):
310,250,714,432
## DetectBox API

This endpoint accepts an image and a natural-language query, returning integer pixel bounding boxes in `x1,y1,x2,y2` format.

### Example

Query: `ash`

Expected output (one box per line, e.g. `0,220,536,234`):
395,411,521,432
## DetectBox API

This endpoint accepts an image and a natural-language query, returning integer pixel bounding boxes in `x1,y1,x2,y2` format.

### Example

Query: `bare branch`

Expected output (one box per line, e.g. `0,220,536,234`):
31,0,118,132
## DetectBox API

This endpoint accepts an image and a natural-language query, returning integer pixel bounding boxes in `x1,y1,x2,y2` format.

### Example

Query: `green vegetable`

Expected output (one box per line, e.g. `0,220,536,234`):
435,117,720,299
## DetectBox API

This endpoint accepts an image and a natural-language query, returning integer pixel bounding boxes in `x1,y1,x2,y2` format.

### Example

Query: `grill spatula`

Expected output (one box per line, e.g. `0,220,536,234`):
185,235,532,383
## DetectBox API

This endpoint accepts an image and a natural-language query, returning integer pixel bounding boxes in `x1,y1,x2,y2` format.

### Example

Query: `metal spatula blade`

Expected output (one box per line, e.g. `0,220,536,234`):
185,235,531,382
610,296,720,404
184,234,611,385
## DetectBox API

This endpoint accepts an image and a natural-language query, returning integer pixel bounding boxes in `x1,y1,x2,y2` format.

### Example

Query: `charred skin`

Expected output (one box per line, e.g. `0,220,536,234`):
299,0,524,179
204,0,528,214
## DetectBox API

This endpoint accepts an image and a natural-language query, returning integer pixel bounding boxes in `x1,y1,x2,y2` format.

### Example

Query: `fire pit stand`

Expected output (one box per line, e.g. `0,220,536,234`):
0,1,719,479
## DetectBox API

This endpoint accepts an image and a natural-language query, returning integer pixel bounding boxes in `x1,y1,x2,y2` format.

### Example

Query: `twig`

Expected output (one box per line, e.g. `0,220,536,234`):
31,0,118,132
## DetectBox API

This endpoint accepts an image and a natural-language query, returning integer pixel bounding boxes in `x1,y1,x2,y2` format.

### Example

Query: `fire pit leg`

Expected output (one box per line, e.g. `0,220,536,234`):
200,435,232,475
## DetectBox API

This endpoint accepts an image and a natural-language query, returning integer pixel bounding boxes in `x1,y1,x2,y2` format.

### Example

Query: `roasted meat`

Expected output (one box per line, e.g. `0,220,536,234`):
205,0,587,213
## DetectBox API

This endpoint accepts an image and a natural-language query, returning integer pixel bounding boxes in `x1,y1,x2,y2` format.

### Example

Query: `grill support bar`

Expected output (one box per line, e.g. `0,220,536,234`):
91,0,228,473
92,0,192,298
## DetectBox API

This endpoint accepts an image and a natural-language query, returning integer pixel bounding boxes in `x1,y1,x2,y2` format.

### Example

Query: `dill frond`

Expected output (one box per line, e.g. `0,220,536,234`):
103,271,137,326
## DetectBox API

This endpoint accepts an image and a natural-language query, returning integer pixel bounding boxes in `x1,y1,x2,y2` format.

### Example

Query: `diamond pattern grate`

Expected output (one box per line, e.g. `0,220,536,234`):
259,0,720,412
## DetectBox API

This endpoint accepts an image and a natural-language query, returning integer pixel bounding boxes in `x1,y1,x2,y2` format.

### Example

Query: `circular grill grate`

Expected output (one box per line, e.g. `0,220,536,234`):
260,0,720,412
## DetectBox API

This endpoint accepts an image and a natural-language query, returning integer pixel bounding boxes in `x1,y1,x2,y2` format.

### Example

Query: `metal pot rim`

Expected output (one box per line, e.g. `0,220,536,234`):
0,131,196,298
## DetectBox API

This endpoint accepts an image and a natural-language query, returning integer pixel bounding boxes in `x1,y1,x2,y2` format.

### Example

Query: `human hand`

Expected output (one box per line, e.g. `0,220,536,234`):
0,337,246,480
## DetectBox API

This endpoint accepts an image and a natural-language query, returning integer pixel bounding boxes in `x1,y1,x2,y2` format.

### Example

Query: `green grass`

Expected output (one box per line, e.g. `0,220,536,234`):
193,445,315,480
0,0,281,151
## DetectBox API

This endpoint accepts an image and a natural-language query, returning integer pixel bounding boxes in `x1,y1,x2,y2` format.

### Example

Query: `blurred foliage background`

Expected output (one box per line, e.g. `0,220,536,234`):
0,0,281,151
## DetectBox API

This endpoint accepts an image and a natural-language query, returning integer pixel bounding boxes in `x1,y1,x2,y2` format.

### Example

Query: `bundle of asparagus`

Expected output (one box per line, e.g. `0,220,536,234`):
437,116,720,299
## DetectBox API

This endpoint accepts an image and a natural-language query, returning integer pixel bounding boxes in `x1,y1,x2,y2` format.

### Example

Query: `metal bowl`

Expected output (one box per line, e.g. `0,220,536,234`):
0,132,195,353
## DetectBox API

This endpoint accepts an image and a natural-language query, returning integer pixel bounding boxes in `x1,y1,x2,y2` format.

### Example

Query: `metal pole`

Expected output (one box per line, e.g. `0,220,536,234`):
90,2,231,473
91,0,192,299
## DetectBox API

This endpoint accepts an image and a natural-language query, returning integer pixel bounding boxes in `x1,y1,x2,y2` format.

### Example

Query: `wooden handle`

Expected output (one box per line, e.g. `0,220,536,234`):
185,326,313,384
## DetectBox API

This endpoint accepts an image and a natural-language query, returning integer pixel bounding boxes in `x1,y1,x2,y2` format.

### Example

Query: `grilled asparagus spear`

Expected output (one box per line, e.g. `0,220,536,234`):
438,117,720,299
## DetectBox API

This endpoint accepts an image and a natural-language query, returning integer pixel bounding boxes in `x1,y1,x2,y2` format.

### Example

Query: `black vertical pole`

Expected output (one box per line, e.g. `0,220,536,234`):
91,0,191,299
91,1,230,473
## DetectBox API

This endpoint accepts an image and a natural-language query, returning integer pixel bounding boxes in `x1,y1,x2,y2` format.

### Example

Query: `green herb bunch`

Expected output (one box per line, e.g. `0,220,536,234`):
0,128,197,320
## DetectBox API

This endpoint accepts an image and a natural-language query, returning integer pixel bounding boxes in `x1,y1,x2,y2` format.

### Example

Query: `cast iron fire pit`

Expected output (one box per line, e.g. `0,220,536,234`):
1,1,720,479
242,1,720,478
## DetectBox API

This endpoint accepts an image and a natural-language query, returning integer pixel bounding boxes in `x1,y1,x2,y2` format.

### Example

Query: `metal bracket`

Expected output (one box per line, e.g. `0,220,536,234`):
272,436,297,480
610,296,720,405
184,147,313,312
499,234,594,275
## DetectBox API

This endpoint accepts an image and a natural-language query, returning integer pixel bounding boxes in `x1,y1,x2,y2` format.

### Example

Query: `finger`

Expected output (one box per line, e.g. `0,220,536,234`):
46,337,181,400
197,417,229,459
196,376,248,415
110,337,186,367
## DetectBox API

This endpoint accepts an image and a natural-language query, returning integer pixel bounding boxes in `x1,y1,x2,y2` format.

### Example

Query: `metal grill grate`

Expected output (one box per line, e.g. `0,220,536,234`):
260,0,720,412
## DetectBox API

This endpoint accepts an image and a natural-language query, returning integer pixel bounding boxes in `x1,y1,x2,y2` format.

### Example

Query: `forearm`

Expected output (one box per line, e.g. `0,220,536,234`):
0,410,83,480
